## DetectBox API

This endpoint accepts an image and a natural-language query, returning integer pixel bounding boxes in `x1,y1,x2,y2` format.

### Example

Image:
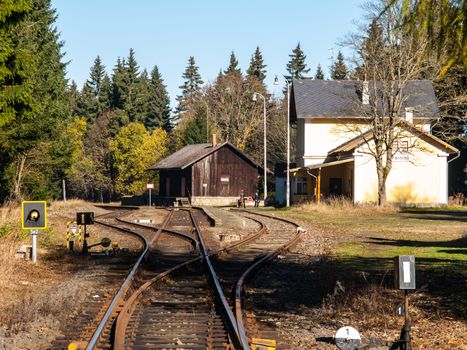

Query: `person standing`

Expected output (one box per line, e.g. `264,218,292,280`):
254,192,260,207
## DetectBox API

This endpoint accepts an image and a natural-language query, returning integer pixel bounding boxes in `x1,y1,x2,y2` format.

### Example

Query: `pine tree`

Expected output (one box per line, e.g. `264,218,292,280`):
331,51,348,80
146,65,171,132
0,0,71,201
79,55,107,122
175,56,203,124
87,56,105,97
123,48,141,122
99,74,113,111
286,43,310,80
246,47,267,82
315,64,325,80
0,0,34,130
224,51,241,75
76,83,96,122
112,57,126,109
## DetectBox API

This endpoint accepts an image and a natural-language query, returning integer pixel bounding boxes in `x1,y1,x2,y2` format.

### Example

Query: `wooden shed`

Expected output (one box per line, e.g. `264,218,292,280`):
148,140,262,206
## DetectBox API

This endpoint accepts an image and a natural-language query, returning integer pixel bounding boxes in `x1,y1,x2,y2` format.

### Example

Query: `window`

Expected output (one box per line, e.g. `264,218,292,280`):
394,140,409,152
295,177,308,194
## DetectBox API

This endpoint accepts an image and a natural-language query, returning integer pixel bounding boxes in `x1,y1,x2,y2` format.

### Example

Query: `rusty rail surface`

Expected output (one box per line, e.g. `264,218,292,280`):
233,209,306,350
85,209,174,350
112,208,269,350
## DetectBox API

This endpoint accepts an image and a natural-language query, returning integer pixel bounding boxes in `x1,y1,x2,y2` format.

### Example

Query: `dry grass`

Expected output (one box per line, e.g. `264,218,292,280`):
0,199,110,336
260,201,467,348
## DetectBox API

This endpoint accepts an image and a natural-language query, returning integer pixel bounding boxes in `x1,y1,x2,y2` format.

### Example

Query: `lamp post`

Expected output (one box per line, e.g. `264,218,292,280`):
274,76,291,207
253,92,267,202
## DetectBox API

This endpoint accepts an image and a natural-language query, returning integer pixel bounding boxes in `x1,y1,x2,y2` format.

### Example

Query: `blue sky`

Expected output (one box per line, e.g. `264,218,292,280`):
52,0,365,106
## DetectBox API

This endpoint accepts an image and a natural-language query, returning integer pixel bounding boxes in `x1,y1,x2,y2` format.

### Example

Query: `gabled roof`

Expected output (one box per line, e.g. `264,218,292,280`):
328,119,459,155
291,79,439,121
148,141,263,170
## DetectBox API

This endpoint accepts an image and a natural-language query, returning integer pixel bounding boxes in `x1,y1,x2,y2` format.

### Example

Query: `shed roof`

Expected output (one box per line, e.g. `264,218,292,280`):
148,141,263,171
291,79,439,121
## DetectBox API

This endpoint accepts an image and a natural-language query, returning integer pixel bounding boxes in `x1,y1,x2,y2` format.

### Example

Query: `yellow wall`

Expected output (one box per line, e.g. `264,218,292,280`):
353,130,448,204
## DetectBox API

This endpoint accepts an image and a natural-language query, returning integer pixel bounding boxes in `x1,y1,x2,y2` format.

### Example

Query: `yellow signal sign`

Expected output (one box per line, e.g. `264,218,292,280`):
22,201,47,230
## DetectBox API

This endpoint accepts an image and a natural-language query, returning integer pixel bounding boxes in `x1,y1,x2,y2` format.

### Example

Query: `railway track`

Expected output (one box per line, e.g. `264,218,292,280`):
56,207,303,350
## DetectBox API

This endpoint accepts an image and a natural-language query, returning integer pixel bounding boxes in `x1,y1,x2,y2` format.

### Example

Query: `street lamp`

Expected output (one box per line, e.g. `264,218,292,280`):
274,75,291,207
253,92,267,203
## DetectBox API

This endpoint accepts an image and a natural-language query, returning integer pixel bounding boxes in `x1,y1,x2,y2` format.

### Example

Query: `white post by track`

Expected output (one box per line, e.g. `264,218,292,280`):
31,229,38,263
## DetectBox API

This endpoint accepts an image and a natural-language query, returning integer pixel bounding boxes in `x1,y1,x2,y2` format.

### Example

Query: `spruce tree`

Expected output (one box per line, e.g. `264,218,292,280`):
146,65,171,132
79,55,107,122
87,56,105,97
331,51,348,80
0,0,70,200
286,43,310,80
99,74,113,111
112,57,127,109
123,48,141,122
246,47,267,82
224,51,241,75
315,64,325,80
175,56,203,124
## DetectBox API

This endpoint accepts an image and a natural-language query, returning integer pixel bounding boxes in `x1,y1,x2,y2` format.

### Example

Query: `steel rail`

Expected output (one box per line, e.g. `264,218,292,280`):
233,210,306,350
113,254,203,350
112,208,268,350
85,210,173,350
115,218,199,250
185,208,245,349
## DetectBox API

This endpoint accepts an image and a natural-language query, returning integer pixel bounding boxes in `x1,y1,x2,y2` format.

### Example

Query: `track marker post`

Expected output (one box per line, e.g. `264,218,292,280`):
394,255,415,350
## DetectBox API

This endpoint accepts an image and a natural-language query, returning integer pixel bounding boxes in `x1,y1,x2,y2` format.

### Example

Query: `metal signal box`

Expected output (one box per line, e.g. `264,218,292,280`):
77,212,94,225
394,255,416,290
22,201,47,229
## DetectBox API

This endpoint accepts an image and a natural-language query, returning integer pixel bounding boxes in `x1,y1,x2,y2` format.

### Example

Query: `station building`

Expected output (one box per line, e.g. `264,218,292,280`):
282,79,459,206
148,136,263,206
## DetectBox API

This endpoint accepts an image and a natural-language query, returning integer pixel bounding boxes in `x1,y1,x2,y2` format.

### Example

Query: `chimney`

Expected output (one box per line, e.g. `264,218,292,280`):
405,107,414,124
212,134,217,147
362,81,369,105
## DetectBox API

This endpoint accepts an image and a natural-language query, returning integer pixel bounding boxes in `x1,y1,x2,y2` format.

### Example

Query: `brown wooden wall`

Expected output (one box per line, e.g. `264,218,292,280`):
158,168,192,197
191,147,258,197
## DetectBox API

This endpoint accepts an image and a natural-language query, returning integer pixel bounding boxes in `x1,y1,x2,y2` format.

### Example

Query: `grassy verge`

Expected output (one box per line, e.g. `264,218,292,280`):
258,202,466,346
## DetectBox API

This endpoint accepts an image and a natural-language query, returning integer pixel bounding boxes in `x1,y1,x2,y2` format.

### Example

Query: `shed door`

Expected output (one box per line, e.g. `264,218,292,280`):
165,177,170,197
220,175,230,196
181,177,186,196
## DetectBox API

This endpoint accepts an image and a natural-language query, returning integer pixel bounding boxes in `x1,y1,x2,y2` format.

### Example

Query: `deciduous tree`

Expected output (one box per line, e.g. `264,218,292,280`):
110,122,169,195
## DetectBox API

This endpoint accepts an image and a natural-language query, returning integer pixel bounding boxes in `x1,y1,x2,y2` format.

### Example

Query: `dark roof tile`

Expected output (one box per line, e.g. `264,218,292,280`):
291,79,439,120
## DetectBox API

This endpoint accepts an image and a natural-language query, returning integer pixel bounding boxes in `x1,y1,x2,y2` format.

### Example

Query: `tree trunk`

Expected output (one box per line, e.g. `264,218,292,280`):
13,154,27,201
376,159,387,206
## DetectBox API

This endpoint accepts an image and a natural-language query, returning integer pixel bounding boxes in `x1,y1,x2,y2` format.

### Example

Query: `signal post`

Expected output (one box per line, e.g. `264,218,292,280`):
22,201,47,263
